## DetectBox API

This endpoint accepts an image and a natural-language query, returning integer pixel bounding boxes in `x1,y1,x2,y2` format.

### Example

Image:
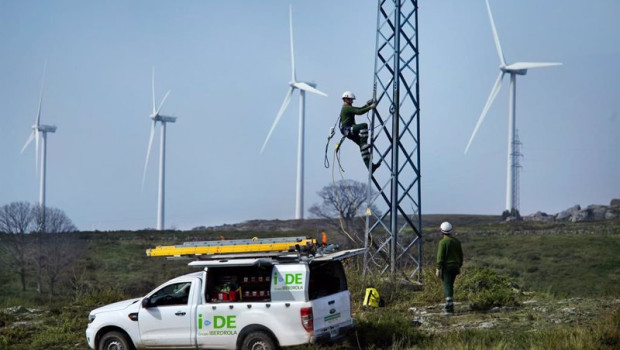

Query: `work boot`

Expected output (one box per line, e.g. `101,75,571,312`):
371,162,381,173
444,297,454,315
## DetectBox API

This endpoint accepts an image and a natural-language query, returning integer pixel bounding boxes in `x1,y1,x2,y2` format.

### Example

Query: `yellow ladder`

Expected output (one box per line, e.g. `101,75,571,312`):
146,236,316,258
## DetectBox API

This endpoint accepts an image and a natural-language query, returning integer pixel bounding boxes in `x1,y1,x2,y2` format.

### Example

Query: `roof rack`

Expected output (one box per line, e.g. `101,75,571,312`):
146,236,317,259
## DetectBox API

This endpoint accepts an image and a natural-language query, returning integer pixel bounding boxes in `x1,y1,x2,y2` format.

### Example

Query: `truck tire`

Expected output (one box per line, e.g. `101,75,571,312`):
241,331,277,350
98,330,133,350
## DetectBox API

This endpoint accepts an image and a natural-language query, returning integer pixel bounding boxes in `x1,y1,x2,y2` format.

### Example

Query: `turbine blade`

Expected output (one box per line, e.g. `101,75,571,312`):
505,62,562,71
155,89,171,116
142,120,156,189
35,130,40,174
36,60,47,127
293,82,327,97
260,87,294,153
289,4,296,82
465,72,505,153
151,67,156,114
485,0,506,66
21,131,35,154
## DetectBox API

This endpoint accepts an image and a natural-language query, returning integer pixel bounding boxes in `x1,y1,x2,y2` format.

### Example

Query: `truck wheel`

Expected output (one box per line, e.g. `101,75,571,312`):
98,331,133,350
241,331,277,350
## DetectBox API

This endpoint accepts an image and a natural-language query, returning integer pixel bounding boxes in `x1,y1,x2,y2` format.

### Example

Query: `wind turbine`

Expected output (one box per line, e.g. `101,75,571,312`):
465,0,561,213
143,68,176,231
21,61,56,231
260,5,327,220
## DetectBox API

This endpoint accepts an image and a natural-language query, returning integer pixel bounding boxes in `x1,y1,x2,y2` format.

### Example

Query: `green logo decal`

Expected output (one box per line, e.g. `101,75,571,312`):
324,313,341,322
214,315,236,329
198,314,238,336
274,273,304,291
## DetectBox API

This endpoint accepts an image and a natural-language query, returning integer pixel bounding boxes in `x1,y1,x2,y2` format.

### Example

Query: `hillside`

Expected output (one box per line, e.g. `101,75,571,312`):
0,217,619,349
196,214,502,233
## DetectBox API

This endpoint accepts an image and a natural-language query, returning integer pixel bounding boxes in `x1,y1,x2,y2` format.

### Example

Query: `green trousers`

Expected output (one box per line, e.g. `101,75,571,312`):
441,265,460,312
343,123,371,167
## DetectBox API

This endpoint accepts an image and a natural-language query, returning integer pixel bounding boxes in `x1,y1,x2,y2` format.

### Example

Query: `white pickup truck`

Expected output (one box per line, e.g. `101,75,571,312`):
86,248,363,350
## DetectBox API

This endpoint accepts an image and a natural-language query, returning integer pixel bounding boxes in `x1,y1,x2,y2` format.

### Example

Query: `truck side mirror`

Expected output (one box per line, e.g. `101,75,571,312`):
141,297,151,308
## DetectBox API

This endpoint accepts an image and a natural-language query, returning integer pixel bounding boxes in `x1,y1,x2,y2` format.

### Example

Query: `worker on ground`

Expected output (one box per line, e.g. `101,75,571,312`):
339,91,380,172
436,221,463,315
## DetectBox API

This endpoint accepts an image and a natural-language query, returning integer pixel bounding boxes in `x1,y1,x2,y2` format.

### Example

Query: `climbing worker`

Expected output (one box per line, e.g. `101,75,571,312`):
339,91,380,172
436,221,463,315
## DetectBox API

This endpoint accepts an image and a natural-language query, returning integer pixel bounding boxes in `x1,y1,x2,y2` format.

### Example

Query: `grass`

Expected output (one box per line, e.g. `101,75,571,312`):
0,218,619,349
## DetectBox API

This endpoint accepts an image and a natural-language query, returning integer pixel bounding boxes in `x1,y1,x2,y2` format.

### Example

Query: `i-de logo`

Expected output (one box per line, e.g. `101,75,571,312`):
285,273,303,285
274,273,302,285
198,314,236,330
274,272,304,290
274,271,282,284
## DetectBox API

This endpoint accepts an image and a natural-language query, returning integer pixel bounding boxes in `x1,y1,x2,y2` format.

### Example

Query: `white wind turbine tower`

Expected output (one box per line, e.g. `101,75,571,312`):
21,61,56,231
465,0,561,214
143,68,176,231
260,5,327,220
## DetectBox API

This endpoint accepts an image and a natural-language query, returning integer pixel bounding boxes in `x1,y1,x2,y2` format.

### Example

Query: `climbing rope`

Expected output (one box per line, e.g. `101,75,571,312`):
329,149,361,245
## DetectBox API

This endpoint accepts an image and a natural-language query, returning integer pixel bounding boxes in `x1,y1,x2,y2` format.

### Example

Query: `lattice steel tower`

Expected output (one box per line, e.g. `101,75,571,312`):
364,0,422,282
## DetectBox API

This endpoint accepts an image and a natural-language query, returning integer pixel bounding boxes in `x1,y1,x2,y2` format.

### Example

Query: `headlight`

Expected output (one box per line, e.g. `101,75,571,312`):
88,314,96,323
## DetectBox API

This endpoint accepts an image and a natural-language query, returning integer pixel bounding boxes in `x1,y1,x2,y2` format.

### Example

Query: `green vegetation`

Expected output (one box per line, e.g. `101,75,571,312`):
0,219,619,349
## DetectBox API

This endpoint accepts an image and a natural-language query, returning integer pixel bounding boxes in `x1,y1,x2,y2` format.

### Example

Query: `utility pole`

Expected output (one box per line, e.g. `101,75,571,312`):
364,0,422,282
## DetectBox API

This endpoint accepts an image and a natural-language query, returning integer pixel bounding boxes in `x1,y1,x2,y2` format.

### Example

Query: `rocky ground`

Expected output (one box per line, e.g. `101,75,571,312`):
525,199,620,223
409,297,620,334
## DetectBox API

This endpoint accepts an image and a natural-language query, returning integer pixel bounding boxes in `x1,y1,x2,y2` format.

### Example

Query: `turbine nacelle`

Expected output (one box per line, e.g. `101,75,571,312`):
150,114,177,123
37,124,57,133
500,65,527,75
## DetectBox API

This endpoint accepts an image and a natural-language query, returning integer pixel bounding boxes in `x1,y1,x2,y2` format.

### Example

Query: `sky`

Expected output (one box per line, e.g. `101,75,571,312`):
1,0,618,231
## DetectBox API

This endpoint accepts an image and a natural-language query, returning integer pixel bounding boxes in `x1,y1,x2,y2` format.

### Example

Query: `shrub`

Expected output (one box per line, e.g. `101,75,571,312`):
596,307,620,348
353,310,423,348
411,268,444,305
457,268,520,311
76,287,128,309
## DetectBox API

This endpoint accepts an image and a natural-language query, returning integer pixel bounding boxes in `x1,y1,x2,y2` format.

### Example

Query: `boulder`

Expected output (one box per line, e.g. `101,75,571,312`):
5,306,30,314
586,205,608,220
571,209,591,222
525,211,555,222
557,205,581,221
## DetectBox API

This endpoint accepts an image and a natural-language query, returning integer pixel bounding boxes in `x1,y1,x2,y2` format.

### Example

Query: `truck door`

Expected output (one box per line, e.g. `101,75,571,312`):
139,280,194,348
195,303,242,349
308,249,365,341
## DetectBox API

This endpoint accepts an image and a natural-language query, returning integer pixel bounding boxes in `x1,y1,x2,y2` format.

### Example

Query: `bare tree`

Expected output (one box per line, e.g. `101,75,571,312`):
33,205,78,233
31,206,79,294
0,202,36,291
309,180,380,247
37,233,85,295
69,263,92,301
